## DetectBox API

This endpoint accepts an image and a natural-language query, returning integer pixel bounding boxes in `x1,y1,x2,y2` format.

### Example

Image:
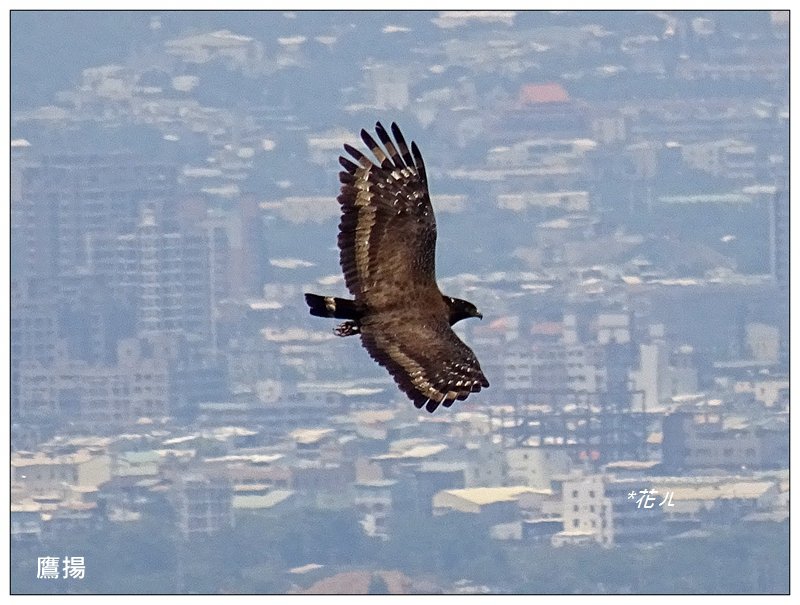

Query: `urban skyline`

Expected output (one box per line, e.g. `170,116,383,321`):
10,10,789,594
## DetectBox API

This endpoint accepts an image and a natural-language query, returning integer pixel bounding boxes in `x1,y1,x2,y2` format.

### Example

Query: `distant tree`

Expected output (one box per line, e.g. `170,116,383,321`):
381,510,501,578
509,521,788,594
264,507,376,567
367,573,391,595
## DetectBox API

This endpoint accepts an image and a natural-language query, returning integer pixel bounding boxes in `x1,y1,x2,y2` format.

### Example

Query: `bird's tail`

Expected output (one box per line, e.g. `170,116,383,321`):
304,293,361,320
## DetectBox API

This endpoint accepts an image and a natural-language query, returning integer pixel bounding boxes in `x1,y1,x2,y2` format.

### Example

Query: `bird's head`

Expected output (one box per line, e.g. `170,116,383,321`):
445,296,483,326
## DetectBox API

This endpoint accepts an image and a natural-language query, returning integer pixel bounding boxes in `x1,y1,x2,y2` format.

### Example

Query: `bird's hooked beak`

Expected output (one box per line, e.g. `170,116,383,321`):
476,311,483,320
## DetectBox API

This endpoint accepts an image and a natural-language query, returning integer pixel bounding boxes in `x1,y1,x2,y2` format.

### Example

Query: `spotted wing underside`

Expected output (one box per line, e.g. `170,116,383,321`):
359,311,490,413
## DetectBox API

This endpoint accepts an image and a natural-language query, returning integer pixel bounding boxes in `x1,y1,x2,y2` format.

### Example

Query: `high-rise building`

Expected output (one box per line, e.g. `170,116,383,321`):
661,409,789,472
770,186,789,289
173,474,233,537
632,324,699,411
90,208,212,342
233,195,270,299
57,273,137,365
769,185,789,367
11,151,176,279
553,473,614,547
10,278,60,416
16,338,170,432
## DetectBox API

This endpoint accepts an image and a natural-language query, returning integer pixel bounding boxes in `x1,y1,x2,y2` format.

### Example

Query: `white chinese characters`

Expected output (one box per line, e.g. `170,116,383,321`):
36,556,85,580
627,489,675,509
36,556,60,580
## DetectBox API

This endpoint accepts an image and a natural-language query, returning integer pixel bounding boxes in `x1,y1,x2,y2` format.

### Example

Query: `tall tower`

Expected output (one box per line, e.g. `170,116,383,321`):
90,208,213,343
770,186,789,367
770,186,789,289
12,151,176,279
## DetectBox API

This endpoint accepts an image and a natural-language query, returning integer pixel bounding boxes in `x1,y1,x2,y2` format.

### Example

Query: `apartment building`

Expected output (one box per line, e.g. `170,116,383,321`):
16,338,170,430
554,473,614,547
173,474,233,537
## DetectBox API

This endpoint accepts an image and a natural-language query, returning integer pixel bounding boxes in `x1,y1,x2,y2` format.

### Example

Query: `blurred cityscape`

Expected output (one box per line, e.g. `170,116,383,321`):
10,10,789,594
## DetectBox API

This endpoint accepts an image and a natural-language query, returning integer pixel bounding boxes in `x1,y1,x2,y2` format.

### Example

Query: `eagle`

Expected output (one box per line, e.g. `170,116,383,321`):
304,122,489,413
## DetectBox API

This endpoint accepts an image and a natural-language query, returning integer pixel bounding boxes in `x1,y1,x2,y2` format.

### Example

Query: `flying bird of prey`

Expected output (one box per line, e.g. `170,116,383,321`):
304,122,489,412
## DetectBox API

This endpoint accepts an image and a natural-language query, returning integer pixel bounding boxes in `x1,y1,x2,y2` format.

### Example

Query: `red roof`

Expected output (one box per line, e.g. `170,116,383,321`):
488,316,512,331
531,321,563,337
519,83,570,105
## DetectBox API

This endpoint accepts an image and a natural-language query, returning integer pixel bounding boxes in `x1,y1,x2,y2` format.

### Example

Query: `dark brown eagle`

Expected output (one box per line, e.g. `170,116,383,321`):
304,122,489,413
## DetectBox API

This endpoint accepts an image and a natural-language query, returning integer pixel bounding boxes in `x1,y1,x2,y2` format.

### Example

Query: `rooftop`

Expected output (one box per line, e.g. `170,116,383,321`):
658,480,776,501
204,454,284,464
374,443,448,461
519,82,570,105
288,563,324,575
605,460,661,471
232,489,295,510
290,428,335,445
12,450,97,467
441,486,545,506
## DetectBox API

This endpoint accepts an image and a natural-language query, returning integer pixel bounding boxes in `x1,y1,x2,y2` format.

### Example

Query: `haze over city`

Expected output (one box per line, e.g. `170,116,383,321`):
10,10,789,594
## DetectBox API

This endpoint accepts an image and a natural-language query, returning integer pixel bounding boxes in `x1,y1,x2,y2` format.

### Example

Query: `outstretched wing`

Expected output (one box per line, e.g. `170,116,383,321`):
359,311,490,413
337,122,438,310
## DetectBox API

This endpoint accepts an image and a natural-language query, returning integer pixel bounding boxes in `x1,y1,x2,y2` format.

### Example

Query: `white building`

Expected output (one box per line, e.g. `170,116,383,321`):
745,322,781,364
734,377,789,408
631,324,698,411
17,338,170,429
553,473,613,547
505,447,571,489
